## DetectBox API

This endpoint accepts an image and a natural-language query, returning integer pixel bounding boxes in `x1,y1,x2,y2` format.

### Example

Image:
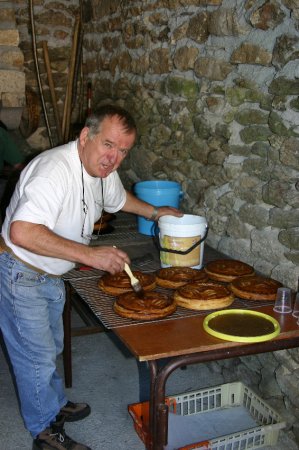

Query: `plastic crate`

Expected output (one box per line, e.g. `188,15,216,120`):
128,381,286,450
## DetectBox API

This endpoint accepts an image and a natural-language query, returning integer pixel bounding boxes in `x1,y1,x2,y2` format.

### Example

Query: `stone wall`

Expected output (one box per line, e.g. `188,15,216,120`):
13,0,299,443
0,0,25,129
81,0,299,292
15,0,81,147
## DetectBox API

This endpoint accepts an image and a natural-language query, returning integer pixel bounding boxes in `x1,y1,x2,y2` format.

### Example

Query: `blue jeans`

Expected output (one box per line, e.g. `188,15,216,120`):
0,252,68,437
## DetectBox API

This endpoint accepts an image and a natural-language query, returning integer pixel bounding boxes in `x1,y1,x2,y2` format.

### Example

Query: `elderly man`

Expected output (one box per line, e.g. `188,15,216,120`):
0,104,182,450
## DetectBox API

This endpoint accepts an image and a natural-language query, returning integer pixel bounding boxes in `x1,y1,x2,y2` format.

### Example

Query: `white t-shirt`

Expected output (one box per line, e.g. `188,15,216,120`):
1,140,126,275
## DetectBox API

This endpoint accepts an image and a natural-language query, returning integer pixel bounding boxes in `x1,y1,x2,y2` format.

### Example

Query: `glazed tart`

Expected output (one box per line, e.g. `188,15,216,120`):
174,281,234,310
204,259,255,282
113,291,176,320
230,275,282,301
156,267,209,289
99,271,156,295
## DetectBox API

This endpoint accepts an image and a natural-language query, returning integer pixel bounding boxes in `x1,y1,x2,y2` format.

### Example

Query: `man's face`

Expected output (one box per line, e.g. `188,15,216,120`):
79,115,136,178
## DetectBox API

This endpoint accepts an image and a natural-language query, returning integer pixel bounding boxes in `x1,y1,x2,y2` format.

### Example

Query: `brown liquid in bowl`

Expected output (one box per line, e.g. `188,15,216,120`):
208,313,275,337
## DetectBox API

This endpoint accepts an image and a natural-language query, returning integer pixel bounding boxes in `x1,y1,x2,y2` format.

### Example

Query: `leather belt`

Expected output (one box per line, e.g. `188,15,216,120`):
0,235,61,278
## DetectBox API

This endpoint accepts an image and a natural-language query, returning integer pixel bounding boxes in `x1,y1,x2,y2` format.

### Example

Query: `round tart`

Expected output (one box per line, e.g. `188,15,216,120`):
93,211,116,233
114,291,176,321
93,220,110,232
174,281,234,310
204,259,254,282
101,211,116,222
98,271,156,295
156,267,209,289
230,275,283,301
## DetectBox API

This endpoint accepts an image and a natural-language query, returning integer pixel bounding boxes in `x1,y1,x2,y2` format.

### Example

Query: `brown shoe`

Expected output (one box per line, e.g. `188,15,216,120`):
32,415,91,450
60,401,91,422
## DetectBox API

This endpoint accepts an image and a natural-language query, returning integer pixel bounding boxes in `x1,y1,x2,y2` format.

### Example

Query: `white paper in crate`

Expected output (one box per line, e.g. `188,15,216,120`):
166,405,257,449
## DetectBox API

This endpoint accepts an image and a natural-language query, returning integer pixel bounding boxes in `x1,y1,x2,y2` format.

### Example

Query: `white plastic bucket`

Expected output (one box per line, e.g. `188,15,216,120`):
158,215,208,269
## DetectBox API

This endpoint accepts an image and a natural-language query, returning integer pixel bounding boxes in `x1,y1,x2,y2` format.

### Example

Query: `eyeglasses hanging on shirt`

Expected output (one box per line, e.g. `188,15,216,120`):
80,160,104,241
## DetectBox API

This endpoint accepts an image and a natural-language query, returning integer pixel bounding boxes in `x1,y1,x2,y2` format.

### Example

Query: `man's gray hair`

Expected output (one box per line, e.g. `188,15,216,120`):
85,104,137,139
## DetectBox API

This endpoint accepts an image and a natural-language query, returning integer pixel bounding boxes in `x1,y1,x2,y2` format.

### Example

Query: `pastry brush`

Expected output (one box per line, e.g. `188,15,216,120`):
113,246,145,298
124,262,145,298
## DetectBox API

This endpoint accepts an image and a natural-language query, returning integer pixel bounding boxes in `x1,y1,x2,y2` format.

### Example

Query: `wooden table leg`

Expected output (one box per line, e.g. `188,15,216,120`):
63,281,72,388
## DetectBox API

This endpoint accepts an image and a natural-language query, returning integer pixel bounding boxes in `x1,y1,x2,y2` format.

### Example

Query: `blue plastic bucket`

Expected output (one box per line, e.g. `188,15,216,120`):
134,180,183,235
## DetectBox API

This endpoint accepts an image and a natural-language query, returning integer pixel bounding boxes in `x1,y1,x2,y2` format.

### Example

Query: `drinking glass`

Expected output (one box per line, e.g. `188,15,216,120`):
292,293,299,318
273,287,292,314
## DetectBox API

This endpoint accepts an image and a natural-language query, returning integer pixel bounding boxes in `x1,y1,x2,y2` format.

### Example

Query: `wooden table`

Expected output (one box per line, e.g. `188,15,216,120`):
66,272,299,449
62,216,299,449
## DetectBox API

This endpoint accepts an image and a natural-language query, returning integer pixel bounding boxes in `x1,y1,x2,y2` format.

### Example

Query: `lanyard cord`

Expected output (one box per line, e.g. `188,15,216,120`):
80,161,104,204
80,160,87,213
80,160,104,238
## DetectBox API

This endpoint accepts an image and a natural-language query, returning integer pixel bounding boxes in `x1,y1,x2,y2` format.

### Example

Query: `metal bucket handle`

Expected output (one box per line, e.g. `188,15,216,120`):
153,222,209,255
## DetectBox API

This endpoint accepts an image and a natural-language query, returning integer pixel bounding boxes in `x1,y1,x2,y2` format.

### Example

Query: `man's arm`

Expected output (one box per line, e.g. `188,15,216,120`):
121,190,183,221
10,221,129,274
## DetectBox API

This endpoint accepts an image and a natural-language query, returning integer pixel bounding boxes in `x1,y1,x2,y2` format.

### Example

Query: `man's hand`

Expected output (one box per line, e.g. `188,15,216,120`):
87,246,130,274
122,190,184,222
153,206,183,222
